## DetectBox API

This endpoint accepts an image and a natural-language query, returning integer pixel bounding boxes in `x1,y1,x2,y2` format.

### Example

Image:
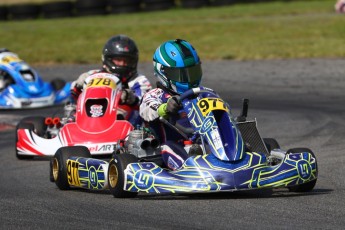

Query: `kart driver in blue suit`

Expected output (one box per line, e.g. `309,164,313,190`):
139,39,211,170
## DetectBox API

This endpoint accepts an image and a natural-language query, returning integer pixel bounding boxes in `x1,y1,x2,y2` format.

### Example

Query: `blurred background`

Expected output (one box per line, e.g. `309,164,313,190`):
1,0,343,65
0,0,332,21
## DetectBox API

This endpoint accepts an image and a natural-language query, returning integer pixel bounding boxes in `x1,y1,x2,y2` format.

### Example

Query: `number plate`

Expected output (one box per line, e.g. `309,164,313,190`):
86,77,117,89
197,98,228,116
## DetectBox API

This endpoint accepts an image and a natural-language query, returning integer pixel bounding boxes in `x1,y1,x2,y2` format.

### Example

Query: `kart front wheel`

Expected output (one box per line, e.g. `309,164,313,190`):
287,148,317,192
108,154,138,198
52,146,91,190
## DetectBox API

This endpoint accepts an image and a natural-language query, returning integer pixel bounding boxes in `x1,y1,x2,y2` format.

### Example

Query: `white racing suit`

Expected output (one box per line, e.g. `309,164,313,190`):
140,87,192,170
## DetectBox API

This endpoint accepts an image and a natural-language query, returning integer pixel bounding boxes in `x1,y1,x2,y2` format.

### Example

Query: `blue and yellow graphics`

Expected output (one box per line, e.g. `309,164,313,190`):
120,89,317,194
122,150,317,194
185,94,244,162
63,88,318,195
67,157,109,190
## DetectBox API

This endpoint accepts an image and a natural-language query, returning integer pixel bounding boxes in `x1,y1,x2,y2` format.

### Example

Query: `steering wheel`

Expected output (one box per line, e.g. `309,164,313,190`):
179,87,218,102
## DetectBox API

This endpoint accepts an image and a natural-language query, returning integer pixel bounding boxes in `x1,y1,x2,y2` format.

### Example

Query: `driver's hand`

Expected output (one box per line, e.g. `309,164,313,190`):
166,95,182,114
121,89,138,105
71,84,82,101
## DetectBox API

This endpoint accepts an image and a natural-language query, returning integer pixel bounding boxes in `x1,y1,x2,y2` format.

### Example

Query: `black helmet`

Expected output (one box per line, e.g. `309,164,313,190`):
102,35,138,84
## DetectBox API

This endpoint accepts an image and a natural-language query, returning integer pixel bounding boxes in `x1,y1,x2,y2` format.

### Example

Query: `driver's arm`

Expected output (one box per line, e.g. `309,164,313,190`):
139,88,165,122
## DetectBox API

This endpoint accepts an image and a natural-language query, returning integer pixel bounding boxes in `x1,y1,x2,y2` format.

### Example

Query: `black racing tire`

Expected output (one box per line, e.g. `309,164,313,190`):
51,78,66,91
0,5,8,20
263,138,280,153
108,154,138,198
49,158,55,182
15,123,35,160
52,146,91,190
286,148,317,192
41,1,73,19
7,4,40,20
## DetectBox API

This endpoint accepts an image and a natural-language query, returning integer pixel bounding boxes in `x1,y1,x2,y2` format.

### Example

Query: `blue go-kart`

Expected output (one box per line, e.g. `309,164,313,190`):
0,48,71,109
51,87,318,198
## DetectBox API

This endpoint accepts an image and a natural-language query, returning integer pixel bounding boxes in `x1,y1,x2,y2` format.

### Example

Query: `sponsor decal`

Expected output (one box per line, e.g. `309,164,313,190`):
67,160,81,186
297,160,312,180
88,144,116,153
134,169,154,191
90,104,103,117
21,100,32,106
88,166,98,188
200,116,215,134
210,129,222,150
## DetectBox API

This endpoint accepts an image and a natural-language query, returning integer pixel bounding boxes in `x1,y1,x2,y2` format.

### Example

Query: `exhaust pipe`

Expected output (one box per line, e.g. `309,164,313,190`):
45,117,54,127
135,138,160,150
146,138,160,149
53,117,61,128
136,139,150,150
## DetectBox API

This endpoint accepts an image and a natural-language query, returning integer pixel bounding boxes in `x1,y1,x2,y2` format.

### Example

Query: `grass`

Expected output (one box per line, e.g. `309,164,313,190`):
0,0,344,65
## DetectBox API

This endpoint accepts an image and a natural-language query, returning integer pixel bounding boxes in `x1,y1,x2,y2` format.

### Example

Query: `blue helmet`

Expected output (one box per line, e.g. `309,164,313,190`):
153,39,202,94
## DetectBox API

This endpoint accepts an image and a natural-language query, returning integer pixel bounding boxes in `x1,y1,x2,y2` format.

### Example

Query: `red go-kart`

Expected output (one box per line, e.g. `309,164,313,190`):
16,73,135,159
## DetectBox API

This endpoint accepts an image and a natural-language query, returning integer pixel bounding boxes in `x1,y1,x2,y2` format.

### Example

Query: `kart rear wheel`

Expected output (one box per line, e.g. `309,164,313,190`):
263,138,280,152
108,154,138,198
287,148,317,192
52,146,91,190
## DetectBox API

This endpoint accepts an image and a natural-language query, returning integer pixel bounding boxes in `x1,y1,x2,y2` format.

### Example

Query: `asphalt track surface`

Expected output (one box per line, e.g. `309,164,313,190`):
1,59,345,229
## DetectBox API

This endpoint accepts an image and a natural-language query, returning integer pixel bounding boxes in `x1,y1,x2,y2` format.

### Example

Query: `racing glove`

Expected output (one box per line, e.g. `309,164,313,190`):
120,89,138,106
71,84,82,102
158,96,182,118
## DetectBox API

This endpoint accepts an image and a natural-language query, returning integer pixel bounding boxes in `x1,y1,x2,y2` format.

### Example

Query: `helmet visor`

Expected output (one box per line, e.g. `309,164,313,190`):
110,56,137,68
163,64,202,85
